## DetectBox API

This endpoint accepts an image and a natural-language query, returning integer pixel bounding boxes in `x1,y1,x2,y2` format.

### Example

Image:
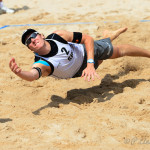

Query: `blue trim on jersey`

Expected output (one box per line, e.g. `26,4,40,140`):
34,52,39,55
33,60,50,66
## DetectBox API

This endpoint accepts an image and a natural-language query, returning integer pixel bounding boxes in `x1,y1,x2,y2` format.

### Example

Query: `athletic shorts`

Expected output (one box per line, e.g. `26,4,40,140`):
73,38,113,78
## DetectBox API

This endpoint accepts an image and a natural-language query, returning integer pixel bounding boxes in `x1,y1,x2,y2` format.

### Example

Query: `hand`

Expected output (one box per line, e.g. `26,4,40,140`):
9,58,22,74
81,63,100,81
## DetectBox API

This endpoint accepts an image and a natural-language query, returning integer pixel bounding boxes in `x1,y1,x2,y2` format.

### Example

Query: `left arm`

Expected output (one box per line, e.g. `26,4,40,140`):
9,58,51,82
53,30,99,81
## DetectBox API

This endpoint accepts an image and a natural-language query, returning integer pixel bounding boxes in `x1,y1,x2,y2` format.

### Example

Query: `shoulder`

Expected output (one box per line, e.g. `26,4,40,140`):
53,30,69,36
33,60,50,67
32,60,53,76
52,30,73,42
46,31,68,44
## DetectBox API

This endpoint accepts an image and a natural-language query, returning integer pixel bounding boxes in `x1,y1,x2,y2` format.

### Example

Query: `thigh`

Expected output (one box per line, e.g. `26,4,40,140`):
94,38,113,60
110,46,120,59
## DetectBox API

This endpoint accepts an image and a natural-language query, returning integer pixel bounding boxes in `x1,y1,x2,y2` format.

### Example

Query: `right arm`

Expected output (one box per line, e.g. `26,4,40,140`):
9,58,51,81
53,30,100,81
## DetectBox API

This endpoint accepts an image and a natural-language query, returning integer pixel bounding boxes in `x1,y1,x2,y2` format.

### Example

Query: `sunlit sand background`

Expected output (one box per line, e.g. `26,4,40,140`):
0,0,150,149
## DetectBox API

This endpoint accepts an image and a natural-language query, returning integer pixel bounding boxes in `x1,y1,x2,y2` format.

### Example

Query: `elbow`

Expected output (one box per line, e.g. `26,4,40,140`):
25,79,35,82
87,35,94,41
28,79,36,82
83,34,94,43
25,77,37,82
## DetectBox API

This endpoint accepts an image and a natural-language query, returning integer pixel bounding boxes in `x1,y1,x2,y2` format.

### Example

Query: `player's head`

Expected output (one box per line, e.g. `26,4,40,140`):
21,29,45,52
21,29,37,46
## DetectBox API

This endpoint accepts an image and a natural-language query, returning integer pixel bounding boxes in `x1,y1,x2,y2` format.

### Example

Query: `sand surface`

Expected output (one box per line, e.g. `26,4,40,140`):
0,0,150,149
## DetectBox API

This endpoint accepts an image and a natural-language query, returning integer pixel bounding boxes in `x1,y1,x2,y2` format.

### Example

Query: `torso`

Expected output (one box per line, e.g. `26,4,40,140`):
34,33,85,79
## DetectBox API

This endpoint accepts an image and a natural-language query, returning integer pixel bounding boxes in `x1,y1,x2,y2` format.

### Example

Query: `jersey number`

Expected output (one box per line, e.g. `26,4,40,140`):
61,48,69,55
61,47,73,61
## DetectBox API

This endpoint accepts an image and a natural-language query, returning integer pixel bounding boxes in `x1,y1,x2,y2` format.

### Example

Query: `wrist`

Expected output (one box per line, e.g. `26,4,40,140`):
87,59,94,64
87,61,94,67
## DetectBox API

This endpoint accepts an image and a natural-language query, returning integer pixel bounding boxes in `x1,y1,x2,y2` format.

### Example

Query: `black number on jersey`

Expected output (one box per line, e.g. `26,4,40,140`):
68,52,73,61
61,47,73,61
61,47,69,55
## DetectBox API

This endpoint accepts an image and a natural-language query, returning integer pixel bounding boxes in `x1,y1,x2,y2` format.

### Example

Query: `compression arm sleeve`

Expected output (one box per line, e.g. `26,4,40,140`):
72,32,82,43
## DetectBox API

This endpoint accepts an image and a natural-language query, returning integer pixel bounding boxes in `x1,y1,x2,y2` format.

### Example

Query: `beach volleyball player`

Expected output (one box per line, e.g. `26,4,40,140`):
9,27,150,82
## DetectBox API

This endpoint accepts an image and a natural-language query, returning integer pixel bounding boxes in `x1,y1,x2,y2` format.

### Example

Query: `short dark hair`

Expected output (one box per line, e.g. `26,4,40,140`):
21,28,37,45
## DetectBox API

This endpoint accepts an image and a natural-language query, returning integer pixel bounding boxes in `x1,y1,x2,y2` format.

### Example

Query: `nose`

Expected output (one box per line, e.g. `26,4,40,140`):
31,38,35,42
30,38,36,45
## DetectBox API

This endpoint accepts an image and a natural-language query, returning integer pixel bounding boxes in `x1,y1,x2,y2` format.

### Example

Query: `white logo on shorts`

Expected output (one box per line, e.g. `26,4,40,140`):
106,42,111,55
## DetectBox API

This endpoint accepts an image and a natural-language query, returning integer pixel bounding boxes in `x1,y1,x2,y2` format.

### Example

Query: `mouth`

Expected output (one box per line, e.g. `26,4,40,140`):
34,41,39,47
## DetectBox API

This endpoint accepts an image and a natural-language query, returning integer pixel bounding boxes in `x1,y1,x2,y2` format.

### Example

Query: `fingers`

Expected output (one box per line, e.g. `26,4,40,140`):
87,74,91,82
81,70,85,78
81,71,100,82
9,58,14,67
82,71,91,81
9,58,21,74
81,71,88,80
87,72,100,82
91,74,95,81
87,72,94,82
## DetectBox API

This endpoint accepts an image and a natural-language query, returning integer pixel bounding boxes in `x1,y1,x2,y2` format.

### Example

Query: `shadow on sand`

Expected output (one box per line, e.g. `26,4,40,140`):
0,118,12,123
0,6,29,15
13,6,30,12
32,71,149,115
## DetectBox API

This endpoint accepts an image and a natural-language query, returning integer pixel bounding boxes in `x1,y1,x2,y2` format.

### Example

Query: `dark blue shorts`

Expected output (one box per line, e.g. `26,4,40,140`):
73,38,113,78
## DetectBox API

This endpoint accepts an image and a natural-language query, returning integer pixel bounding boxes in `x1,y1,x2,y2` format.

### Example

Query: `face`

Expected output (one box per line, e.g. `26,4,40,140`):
25,32,45,52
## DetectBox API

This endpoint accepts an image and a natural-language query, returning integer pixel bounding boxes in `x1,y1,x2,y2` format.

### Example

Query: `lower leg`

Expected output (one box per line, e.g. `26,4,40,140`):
110,44,150,59
102,27,128,42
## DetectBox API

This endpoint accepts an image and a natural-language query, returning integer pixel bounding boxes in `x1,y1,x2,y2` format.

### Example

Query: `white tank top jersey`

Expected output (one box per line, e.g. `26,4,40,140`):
34,39,85,79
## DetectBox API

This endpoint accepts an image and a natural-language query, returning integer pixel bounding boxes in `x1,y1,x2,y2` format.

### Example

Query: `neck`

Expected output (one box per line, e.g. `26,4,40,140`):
37,40,51,55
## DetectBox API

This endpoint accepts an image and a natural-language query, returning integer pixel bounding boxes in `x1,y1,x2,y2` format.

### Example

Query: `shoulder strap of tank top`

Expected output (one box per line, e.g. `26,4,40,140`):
46,33,68,44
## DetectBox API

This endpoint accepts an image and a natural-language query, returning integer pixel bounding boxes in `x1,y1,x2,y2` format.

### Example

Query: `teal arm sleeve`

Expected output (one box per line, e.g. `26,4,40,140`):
33,60,50,66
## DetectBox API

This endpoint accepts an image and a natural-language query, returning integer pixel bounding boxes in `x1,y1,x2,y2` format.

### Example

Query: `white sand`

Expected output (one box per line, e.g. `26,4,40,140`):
0,0,150,149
